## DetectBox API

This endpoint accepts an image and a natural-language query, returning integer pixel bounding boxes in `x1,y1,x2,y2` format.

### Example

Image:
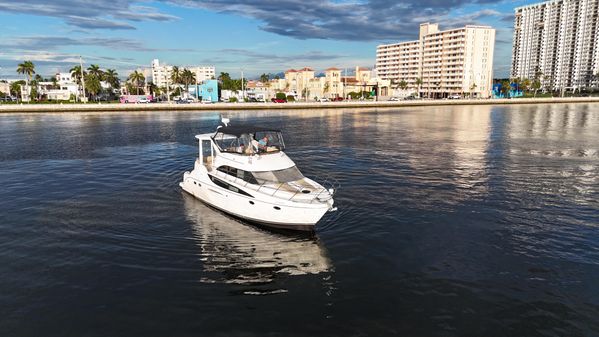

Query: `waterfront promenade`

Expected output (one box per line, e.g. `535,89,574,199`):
0,97,598,113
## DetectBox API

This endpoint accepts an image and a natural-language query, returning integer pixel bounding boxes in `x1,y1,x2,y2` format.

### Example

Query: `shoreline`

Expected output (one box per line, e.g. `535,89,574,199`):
0,97,598,113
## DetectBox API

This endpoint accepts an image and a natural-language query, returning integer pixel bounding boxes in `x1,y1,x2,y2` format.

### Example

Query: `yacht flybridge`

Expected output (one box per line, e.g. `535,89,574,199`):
180,120,337,231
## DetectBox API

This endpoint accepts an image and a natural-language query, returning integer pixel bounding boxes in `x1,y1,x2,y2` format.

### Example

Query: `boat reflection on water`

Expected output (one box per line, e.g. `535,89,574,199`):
183,193,332,285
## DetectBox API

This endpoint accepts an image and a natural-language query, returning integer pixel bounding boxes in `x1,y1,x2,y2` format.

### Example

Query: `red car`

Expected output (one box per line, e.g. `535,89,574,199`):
271,98,286,103
331,96,344,101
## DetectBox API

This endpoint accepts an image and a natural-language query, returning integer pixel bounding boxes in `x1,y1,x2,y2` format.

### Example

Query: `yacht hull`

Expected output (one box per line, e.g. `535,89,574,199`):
180,171,330,232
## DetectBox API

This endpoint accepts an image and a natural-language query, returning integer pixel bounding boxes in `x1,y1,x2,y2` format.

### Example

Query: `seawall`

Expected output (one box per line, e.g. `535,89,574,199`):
1,97,598,113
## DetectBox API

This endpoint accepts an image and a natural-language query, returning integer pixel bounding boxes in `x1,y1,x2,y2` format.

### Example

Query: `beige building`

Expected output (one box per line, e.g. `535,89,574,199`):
188,66,216,82
257,65,389,100
324,67,344,98
511,0,599,92
376,23,495,98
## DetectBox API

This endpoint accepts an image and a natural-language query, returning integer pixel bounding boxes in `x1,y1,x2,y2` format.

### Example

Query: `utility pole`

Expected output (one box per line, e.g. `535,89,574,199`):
343,68,346,100
79,55,86,103
241,70,244,101
167,74,171,103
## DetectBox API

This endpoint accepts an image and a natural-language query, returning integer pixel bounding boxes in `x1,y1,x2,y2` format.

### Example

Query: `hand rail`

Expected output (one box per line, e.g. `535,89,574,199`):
212,170,339,204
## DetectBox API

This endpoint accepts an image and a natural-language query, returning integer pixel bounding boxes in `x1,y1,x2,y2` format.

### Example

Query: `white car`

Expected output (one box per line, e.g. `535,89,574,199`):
388,97,400,101
318,97,329,102
137,97,150,103
448,94,461,99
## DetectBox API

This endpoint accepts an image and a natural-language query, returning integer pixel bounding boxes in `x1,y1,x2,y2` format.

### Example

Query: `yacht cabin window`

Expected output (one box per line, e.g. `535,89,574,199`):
212,126,285,155
217,166,258,185
252,166,304,184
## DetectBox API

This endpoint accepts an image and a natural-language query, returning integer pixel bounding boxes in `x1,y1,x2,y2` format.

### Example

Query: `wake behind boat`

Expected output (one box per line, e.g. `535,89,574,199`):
179,119,337,231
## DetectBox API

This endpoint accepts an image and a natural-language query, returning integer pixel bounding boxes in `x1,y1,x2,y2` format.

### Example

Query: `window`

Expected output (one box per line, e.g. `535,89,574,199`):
217,166,259,185
252,166,304,184
209,175,253,197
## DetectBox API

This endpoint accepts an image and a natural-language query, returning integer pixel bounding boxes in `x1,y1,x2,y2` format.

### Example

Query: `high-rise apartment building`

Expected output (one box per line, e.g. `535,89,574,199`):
151,59,172,88
376,23,495,98
150,59,215,88
189,66,216,82
511,0,599,92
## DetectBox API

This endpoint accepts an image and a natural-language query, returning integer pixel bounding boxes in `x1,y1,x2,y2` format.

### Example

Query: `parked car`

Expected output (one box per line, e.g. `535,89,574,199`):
388,96,400,101
137,97,150,103
330,96,344,101
175,98,190,104
271,98,286,103
318,97,329,102
0,96,17,102
403,95,418,100
448,94,461,99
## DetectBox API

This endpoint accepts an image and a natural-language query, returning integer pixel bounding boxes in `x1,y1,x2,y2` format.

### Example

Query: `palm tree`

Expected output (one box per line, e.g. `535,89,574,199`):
259,73,269,83
87,64,103,79
69,65,86,85
399,80,408,91
521,78,531,94
323,82,330,97
128,70,145,95
16,61,35,101
10,81,22,100
501,80,512,98
415,78,423,98
170,66,181,86
16,61,35,83
147,82,158,96
103,69,120,91
85,73,102,101
469,83,477,98
181,68,196,95
217,72,232,90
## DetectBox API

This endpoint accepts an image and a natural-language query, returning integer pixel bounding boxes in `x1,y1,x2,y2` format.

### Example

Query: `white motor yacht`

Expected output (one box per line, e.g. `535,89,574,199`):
180,119,337,231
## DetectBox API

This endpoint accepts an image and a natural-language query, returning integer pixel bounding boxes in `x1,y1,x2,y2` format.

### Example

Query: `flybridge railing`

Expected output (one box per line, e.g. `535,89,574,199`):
212,170,339,204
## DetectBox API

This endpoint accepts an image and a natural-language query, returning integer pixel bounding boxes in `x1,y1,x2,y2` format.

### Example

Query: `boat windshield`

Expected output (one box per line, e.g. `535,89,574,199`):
213,130,285,155
252,166,304,184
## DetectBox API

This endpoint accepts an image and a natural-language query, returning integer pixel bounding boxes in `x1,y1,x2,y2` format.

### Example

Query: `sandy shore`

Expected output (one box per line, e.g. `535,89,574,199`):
0,97,598,113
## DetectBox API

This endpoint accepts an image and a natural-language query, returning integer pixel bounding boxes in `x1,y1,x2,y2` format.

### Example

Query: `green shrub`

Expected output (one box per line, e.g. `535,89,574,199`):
275,92,286,100
286,95,295,102
229,97,238,103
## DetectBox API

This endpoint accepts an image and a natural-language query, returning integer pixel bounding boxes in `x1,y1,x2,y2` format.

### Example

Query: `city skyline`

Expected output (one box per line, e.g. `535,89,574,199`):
1,0,544,78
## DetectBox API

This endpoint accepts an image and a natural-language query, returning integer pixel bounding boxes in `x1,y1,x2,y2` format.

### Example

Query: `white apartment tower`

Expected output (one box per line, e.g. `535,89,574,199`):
376,23,495,98
511,0,599,92
151,59,172,88
151,59,216,88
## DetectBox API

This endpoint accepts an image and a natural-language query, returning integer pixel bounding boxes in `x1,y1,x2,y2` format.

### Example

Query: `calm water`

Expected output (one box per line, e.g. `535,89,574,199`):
1,104,598,336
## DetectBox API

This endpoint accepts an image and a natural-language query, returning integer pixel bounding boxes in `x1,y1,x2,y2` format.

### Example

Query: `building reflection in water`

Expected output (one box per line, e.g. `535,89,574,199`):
505,103,599,208
355,105,493,210
182,193,332,285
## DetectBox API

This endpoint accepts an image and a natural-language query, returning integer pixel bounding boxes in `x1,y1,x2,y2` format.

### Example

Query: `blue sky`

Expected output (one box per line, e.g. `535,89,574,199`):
0,0,537,79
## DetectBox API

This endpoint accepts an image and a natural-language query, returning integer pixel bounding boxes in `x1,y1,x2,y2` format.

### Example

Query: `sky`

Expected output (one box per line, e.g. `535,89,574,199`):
0,0,539,79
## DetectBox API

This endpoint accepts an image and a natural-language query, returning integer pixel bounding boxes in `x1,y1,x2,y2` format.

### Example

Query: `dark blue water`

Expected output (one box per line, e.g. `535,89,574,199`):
1,104,598,336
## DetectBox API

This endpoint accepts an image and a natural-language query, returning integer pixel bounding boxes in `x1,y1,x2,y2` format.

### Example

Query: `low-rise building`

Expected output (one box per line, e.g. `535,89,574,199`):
258,65,391,100
187,80,219,102
0,81,10,95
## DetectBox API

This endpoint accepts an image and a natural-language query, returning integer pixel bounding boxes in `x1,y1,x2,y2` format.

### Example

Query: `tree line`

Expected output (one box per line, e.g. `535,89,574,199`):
1,60,123,101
